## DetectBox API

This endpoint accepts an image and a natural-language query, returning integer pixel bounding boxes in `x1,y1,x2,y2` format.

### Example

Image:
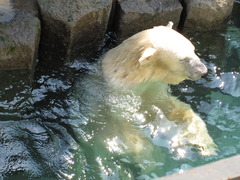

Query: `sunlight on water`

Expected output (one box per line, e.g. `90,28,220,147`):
0,2,240,179
68,3,240,178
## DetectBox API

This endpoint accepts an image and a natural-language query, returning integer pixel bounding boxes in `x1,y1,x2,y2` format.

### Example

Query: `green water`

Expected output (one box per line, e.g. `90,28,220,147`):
0,1,240,179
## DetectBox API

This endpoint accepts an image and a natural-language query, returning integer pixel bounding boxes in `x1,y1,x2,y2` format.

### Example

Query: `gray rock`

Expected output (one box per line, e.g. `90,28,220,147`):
37,0,112,61
114,0,183,38
0,11,40,69
184,0,235,30
12,0,39,17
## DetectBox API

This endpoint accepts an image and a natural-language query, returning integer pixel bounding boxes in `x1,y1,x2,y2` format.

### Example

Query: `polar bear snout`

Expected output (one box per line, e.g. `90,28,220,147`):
188,59,208,80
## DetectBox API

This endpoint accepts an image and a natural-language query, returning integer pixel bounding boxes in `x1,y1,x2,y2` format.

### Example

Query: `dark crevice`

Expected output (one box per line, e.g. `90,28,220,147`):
177,0,188,32
101,0,120,51
106,0,120,33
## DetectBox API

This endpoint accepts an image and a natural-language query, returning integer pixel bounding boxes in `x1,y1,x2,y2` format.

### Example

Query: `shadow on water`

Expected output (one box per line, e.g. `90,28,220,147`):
0,1,240,179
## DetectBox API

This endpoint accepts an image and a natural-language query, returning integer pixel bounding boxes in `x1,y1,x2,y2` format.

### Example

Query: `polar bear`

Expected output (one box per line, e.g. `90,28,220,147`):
0,0,15,22
101,22,217,156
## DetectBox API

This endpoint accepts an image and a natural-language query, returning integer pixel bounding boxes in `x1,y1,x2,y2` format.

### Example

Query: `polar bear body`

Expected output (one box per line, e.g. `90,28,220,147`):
100,23,216,156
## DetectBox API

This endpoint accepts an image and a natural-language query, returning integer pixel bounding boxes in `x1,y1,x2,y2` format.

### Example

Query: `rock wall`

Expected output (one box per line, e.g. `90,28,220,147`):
0,10,40,69
0,0,236,69
111,0,183,38
184,0,235,30
37,0,112,61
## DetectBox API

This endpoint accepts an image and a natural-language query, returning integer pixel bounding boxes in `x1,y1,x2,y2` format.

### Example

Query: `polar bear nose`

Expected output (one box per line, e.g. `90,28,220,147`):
198,62,208,76
188,58,208,80
193,61,208,79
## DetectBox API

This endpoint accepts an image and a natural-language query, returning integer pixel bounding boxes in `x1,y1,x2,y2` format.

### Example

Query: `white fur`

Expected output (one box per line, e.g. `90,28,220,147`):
100,23,217,156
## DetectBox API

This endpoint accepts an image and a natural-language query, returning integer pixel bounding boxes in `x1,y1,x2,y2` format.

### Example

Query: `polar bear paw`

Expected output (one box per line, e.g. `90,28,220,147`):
183,115,218,156
198,142,218,156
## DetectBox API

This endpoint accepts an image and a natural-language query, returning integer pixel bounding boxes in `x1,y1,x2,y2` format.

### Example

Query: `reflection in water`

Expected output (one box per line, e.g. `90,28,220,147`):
0,2,240,179
0,120,81,179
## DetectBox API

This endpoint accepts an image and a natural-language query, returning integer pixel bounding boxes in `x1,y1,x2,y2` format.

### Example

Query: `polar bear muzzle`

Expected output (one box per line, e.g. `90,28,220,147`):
185,57,208,81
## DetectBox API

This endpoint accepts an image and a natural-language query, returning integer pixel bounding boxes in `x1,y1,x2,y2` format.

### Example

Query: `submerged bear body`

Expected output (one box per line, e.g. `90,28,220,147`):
73,22,216,160
100,22,216,156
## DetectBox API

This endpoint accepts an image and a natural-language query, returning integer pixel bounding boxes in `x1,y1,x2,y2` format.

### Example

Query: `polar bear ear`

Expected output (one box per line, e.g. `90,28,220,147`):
139,47,157,64
166,21,173,29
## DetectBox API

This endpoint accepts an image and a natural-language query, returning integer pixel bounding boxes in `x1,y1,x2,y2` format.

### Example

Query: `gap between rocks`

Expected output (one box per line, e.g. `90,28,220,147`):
177,0,187,32
106,0,119,33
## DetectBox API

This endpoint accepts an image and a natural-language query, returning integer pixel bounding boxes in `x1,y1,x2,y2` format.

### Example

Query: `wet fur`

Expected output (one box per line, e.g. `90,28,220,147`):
101,23,217,156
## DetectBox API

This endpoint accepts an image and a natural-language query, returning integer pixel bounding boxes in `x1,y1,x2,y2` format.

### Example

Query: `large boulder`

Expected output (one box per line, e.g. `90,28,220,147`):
12,0,39,17
184,0,235,30
114,0,183,38
37,0,112,61
0,11,40,69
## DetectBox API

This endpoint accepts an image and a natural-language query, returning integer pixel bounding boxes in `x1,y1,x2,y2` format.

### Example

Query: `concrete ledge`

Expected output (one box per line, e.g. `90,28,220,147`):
159,155,240,180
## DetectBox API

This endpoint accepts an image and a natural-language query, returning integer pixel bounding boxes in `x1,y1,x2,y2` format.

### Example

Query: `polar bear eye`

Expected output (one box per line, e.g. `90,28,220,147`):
180,57,191,63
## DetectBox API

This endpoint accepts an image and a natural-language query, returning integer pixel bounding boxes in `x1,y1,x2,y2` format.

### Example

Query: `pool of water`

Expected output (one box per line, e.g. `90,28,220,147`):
0,1,240,179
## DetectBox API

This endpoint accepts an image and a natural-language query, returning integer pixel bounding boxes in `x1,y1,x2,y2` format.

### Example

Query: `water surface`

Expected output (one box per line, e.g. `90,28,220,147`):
0,2,240,179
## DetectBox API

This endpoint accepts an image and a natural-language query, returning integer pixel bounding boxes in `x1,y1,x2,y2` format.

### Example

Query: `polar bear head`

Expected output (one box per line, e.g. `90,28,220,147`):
102,22,208,87
140,22,208,84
